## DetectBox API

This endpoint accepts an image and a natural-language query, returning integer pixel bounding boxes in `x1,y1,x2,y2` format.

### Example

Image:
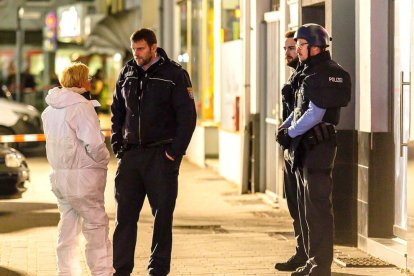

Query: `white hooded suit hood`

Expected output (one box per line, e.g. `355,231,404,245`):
45,86,86,109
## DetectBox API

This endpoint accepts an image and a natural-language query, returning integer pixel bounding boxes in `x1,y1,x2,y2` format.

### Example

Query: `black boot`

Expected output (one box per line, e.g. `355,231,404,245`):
275,255,307,271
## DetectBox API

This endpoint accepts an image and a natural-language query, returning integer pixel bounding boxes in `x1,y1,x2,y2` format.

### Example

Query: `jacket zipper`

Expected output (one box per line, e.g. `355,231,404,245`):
138,75,146,145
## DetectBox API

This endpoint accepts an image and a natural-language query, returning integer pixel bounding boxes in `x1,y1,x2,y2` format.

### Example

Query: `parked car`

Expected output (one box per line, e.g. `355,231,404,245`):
0,85,44,153
0,145,29,198
0,84,13,100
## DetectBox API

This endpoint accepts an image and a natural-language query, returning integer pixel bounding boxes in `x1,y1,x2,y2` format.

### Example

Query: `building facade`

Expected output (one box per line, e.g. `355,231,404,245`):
0,0,151,111
2,0,414,272
164,0,414,271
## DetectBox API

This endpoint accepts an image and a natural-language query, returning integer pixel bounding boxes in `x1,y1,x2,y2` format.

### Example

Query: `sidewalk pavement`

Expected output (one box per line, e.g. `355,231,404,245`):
0,156,411,276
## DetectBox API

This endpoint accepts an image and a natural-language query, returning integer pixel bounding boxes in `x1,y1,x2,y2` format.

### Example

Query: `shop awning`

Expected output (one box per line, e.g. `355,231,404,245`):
84,9,140,56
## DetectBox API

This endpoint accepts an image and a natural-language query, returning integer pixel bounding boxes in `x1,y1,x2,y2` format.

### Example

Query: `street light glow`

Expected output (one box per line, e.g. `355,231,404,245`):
114,53,122,62
18,7,24,18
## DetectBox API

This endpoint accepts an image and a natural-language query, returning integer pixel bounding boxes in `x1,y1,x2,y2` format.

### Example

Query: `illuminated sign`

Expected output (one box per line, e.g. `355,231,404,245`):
45,11,56,27
57,4,84,42
44,11,57,51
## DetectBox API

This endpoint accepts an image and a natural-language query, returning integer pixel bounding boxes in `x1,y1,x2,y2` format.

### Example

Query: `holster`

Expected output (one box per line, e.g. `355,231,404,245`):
302,123,336,150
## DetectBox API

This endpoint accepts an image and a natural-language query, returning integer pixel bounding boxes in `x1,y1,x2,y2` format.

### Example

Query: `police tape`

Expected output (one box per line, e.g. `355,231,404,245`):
0,130,112,143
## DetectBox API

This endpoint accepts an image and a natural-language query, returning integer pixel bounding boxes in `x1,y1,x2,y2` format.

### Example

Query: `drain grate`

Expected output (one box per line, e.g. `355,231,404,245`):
334,256,394,268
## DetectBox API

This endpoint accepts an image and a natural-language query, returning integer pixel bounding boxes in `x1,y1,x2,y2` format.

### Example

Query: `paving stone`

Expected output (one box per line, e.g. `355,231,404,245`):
0,158,410,275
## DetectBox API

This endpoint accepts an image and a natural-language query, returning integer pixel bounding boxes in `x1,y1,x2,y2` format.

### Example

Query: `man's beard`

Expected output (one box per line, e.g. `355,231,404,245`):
287,57,299,68
135,55,151,66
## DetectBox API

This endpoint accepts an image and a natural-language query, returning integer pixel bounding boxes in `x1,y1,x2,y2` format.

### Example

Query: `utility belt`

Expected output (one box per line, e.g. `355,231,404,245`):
302,123,336,149
125,138,173,150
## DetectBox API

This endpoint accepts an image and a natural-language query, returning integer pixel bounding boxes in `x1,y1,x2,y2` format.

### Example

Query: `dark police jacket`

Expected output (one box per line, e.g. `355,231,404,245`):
287,51,351,170
111,47,197,158
281,61,304,121
293,50,351,126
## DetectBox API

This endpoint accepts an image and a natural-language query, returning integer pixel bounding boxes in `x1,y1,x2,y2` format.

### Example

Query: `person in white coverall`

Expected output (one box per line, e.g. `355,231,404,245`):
41,62,113,276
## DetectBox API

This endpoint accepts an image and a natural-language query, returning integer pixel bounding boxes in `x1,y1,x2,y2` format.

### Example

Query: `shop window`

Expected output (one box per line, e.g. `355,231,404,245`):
191,0,202,117
177,0,215,121
178,1,189,70
220,40,242,131
221,0,240,42
219,0,241,130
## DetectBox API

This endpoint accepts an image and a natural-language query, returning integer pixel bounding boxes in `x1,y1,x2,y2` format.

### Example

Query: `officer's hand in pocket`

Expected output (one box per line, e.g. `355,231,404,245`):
116,147,126,159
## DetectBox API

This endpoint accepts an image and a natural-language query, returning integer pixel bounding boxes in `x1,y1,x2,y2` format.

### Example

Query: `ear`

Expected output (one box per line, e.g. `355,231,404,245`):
309,46,319,56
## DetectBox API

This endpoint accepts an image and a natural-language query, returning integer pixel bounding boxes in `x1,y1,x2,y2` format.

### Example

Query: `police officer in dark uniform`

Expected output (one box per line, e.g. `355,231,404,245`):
111,28,196,276
274,30,307,272
276,24,351,276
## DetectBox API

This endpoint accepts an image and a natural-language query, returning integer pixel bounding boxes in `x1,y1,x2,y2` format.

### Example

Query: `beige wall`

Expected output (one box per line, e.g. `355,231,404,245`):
142,0,160,37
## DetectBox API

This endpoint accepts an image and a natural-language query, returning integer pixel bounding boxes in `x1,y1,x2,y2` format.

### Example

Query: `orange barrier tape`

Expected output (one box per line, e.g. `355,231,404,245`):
0,130,111,143
101,130,111,138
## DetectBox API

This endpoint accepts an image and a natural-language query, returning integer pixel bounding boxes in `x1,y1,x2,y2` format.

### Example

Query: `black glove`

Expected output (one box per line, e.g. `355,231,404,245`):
276,128,292,149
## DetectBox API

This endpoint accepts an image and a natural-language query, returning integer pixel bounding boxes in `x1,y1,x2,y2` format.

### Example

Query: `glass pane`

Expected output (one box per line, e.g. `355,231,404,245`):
178,2,188,69
221,0,240,42
191,0,202,117
394,0,411,232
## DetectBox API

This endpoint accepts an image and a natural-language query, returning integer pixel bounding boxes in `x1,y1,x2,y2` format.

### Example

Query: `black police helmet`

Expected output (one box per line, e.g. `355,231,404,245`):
294,23,331,47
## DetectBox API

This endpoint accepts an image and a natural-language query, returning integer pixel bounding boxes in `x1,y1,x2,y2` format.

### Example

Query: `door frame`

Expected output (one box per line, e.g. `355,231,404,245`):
262,10,284,200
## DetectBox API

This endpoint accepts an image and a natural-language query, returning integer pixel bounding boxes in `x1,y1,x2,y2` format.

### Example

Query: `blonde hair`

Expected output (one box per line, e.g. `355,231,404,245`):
60,62,89,88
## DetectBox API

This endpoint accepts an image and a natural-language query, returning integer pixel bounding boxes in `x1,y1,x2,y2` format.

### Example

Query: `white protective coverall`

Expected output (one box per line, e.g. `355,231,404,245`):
42,86,113,276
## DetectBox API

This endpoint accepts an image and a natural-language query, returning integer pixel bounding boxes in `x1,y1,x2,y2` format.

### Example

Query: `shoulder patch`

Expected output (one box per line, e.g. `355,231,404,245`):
187,87,194,99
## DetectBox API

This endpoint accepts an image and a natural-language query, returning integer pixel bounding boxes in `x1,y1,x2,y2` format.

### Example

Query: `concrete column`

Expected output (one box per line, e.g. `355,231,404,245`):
240,0,251,193
355,0,389,132
160,0,174,56
354,0,393,249
328,0,358,245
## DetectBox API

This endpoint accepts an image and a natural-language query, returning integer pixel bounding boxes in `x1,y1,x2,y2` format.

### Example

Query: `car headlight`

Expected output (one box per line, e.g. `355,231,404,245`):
13,111,31,122
5,152,23,167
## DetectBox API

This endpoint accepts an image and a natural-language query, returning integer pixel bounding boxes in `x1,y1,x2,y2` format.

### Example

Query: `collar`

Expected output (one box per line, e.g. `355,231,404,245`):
128,47,170,76
141,56,161,71
66,87,87,94
305,50,331,67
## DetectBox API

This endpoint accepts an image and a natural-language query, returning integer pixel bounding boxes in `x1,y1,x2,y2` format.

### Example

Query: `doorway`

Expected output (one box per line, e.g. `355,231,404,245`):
263,11,282,198
392,0,413,241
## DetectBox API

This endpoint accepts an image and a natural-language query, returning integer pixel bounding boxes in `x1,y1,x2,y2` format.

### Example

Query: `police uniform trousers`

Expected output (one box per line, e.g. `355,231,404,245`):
284,157,307,260
295,138,337,276
113,145,182,276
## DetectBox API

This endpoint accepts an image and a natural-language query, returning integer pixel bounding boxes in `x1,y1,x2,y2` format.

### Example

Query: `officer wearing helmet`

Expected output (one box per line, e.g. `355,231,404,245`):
276,23,351,276
274,30,307,272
